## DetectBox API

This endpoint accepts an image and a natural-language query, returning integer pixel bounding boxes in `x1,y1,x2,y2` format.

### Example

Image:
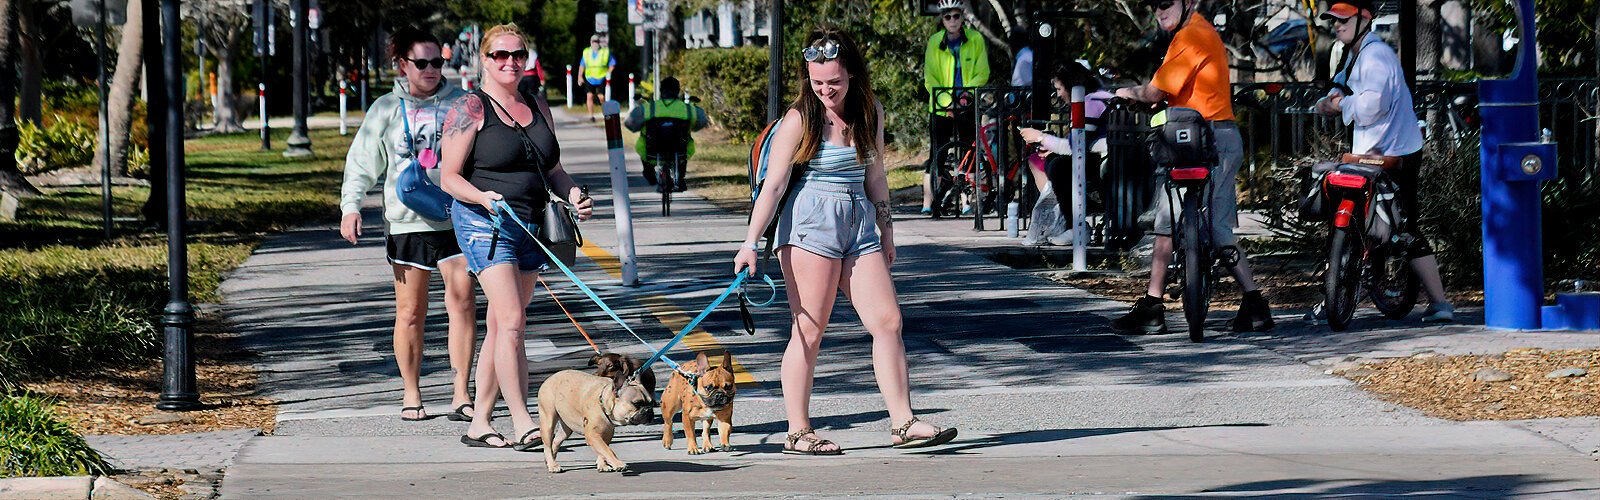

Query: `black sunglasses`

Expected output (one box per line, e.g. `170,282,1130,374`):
407,57,446,69
941,12,962,20
487,49,529,62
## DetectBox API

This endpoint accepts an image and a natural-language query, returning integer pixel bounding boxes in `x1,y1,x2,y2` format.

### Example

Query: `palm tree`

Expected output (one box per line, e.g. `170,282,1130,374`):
95,0,143,178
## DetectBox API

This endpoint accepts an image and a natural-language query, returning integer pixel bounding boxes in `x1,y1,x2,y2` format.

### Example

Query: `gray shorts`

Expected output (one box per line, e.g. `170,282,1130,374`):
1151,121,1243,248
774,180,882,259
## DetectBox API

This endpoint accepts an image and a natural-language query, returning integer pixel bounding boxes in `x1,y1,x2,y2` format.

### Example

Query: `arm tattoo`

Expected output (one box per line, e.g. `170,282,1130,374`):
874,201,893,227
442,94,483,138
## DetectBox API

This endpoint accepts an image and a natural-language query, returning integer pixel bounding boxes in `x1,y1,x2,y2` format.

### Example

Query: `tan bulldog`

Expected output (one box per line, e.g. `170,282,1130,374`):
536,369,654,473
660,351,737,455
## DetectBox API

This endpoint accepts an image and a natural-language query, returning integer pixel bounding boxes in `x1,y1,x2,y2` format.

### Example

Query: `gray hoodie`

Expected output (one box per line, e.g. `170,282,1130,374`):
340,79,468,235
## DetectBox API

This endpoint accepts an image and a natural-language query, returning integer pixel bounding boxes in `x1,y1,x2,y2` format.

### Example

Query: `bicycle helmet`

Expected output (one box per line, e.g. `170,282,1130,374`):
933,0,965,13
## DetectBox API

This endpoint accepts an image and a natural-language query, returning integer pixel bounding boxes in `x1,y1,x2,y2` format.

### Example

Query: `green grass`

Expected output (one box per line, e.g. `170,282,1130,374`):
0,393,111,478
1,128,349,388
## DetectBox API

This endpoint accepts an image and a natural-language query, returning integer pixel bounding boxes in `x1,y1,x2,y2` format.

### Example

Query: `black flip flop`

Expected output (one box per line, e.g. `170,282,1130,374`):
461,432,508,448
510,428,542,452
400,405,428,421
447,403,474,422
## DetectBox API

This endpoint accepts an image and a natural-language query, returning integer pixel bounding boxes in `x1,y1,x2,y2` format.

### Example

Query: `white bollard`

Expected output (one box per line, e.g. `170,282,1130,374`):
604,76,612,102
565,65,573,109
602,100,639,286
338,80,348,136
257,82,268,136
1070,86,1088,272
627,73,635,110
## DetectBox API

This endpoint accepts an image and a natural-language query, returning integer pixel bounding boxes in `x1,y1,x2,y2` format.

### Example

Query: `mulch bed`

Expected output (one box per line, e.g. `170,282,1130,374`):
21,312,276,436
1337,349,1599,420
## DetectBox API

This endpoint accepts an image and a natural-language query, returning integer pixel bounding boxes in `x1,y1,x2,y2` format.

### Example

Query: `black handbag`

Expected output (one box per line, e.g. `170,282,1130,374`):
540,188,582,247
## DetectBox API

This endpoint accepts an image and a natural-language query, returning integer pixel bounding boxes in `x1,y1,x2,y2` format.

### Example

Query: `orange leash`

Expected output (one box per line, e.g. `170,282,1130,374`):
539,275,602,354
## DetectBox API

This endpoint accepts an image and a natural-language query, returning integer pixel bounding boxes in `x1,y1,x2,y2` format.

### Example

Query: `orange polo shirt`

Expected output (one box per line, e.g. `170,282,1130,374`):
1151,13,1234,121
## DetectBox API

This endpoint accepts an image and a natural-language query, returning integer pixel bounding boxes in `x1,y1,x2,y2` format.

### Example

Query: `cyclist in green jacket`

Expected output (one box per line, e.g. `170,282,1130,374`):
921,0,990,216
624,77,708,192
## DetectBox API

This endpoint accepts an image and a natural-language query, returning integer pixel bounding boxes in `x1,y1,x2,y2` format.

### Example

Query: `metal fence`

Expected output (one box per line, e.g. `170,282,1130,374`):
1231,79,1600,183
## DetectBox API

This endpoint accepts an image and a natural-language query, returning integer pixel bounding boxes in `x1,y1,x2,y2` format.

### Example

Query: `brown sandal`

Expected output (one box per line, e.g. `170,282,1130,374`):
783,427,843,455
891,417,958,449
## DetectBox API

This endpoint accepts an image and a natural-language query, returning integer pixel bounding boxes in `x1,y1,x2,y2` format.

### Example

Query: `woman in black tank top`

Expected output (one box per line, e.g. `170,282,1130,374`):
437,24,593,452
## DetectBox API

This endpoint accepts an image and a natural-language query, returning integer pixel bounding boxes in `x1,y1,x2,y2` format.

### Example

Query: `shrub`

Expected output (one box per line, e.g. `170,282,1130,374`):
0,243,251,383
14,115,95,175
672,46,772,141
0,393,112,478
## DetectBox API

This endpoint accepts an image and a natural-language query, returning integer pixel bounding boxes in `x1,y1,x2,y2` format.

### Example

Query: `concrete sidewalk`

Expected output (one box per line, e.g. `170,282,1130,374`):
209,107,1599,498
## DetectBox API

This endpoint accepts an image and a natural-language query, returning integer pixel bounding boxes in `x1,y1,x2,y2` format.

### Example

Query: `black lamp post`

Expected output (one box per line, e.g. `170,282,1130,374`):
283,0,311,158
156,0,199,412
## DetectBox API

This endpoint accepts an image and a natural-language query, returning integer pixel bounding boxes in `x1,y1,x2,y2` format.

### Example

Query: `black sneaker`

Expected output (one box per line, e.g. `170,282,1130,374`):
1111,295,1169,334
643,165,658,186
1232,290,1276,332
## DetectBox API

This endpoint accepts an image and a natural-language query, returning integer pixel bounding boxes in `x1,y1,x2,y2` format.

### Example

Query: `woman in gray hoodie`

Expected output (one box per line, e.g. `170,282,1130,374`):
339,27,476,422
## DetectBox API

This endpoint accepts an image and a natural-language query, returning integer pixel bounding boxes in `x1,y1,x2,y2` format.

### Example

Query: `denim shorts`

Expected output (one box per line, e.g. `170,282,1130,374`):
1151,121,1243,248
450,200,548,275
774,180,882,259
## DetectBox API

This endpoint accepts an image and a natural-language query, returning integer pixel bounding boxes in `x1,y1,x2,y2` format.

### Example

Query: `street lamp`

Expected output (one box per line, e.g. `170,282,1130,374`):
156,0,200,412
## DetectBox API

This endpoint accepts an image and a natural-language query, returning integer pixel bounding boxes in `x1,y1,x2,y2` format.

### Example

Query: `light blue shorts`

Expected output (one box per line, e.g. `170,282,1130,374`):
774,180,882,259
451,200,548,275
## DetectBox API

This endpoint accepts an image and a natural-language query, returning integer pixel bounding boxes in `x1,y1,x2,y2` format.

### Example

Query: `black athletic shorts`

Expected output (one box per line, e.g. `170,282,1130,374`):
386,230,464,271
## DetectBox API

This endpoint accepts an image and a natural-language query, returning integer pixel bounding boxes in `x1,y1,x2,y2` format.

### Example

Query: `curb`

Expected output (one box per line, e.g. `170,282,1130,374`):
0,475,153,500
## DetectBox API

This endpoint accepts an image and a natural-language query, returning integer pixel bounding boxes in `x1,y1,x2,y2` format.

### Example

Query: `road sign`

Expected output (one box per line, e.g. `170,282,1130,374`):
595,13,609,34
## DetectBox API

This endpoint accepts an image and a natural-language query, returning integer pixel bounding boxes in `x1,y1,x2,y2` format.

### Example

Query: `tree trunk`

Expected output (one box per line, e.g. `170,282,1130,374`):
16,0,41,125
139,0,166,227
0,0,38,201
96,0,144,177
209,21,244,133
1417,0,1442,78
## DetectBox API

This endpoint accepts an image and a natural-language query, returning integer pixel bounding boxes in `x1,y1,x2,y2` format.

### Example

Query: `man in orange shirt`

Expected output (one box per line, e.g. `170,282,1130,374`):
1110,0,1274,336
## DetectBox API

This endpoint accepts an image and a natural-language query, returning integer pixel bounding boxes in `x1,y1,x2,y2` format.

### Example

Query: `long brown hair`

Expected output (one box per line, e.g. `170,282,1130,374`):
789,26,880,167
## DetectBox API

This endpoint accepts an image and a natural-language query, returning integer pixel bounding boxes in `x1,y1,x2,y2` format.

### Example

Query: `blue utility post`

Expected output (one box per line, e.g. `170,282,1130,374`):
1476,0,1560,330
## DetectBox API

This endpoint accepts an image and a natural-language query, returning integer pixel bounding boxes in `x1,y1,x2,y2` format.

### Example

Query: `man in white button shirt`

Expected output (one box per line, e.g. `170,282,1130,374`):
1315,0,1455,323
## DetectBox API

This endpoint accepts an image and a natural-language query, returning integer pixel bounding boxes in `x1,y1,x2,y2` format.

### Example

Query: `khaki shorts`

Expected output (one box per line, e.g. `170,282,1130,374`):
1150,121,1243,248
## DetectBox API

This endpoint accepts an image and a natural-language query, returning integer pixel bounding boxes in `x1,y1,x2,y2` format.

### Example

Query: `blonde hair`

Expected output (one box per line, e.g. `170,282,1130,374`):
479,24,529,56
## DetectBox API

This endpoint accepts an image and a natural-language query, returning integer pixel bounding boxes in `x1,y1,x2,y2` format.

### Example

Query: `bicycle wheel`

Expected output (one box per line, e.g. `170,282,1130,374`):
930,141,966,219
1368,242,1420,320
1178,190,1213,342
658,157,673,217
1325,228,1364,331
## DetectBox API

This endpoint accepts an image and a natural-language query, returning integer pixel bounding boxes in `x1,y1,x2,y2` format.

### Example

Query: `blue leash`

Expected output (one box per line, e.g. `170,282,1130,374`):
488,200,774,379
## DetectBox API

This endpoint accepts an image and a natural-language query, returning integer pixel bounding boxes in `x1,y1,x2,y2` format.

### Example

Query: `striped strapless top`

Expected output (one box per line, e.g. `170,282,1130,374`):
801,142,868,184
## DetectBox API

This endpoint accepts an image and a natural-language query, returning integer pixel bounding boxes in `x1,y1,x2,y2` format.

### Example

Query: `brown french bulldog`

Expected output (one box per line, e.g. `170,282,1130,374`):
660,351,737,455
590,352,657,397
536,369,654,473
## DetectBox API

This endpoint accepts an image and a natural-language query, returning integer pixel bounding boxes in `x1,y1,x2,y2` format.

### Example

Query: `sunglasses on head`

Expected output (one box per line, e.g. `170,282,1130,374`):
803,40,841,63
487,49,529,62
407,57,446,69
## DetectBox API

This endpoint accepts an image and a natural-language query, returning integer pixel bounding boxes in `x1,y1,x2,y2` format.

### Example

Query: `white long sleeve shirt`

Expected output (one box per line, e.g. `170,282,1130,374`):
1333,32,1424,156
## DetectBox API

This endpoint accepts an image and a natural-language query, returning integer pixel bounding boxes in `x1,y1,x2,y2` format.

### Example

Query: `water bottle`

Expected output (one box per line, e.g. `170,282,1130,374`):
1006,200,1021,238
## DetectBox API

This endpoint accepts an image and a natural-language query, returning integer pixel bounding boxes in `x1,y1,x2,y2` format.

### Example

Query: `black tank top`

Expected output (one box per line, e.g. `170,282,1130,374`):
464,90,561,223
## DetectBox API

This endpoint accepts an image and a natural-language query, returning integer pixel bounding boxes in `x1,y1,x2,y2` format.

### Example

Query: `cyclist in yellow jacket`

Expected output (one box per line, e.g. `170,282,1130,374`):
579,34,615,121
624,77,708,192
921,0,990,216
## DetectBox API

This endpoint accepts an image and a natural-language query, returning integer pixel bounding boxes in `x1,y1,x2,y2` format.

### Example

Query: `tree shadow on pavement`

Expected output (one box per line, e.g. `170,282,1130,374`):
1129,474,1600,499
906,423,1271,456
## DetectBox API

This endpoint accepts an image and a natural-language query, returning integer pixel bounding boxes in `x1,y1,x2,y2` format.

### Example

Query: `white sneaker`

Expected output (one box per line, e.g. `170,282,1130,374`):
1047,232,1074,246
1021,236,1048,246
1420,303,1455,323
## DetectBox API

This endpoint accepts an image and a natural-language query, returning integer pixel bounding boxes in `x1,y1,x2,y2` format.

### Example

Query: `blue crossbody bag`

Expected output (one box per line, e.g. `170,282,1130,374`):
395,99,453,221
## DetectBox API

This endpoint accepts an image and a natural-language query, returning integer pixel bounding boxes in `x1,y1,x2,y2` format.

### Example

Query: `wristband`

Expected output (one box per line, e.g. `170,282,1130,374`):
743,242,760,252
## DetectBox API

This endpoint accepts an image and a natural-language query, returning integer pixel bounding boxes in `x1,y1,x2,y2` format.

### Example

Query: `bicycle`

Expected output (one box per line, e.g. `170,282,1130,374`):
1139,102,1232,342
1313,152,1420,331
928,90,1034,229
649,152,686,216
